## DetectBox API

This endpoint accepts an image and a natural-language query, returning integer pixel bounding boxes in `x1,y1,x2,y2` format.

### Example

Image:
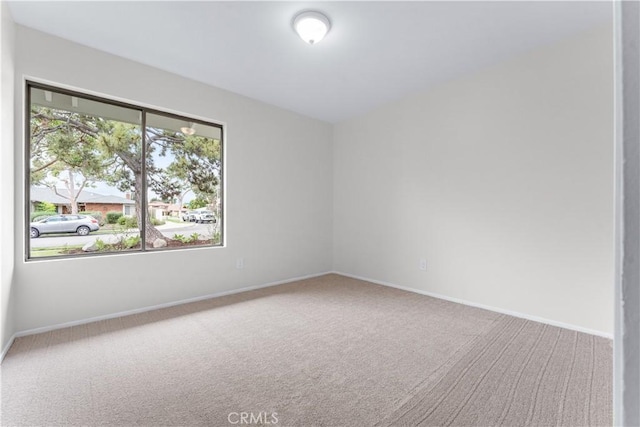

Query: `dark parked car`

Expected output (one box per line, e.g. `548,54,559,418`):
30,214,100,238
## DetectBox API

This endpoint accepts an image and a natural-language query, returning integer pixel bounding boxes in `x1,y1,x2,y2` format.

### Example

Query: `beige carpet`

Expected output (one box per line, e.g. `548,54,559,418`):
1,274,612,426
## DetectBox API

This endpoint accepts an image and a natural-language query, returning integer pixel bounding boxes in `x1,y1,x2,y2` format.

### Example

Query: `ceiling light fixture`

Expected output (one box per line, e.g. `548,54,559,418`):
181,123,196,136
293,11,331,45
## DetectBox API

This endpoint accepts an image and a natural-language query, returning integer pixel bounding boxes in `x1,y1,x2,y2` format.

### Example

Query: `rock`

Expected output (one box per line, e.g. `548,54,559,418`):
153,238,167,248
82,241,98,252
103,235,121,244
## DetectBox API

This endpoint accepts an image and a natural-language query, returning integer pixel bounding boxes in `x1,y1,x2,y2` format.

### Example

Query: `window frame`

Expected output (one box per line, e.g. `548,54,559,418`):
25,81,225,261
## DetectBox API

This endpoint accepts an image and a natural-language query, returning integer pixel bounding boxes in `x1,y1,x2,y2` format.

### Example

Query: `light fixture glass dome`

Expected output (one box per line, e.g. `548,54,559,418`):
180,123,196,135
293,11,331,45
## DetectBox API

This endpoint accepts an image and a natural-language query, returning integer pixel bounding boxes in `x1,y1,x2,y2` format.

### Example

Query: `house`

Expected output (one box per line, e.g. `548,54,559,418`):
1,2,639,426
148,200,182,219
30,186,136,218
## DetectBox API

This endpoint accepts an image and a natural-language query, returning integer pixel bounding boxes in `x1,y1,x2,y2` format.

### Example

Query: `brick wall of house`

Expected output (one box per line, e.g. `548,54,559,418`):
83,203,124,218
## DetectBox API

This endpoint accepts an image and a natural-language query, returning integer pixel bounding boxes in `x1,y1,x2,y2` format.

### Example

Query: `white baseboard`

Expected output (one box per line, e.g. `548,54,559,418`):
4,271,333,357
2,269,611,364
1,333,17,363
332,271,613,339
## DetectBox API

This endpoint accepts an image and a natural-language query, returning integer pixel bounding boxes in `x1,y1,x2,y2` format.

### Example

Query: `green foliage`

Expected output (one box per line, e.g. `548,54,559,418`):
30,104,221,242
30,211,56,221
93,235,139,252
117,216,138,228
172,234,188,243
115,216,162,227
172,232,200,244
123,235,140,249
35,201,56,212
106,211,123,224
94,238,106,251
187,197,208,209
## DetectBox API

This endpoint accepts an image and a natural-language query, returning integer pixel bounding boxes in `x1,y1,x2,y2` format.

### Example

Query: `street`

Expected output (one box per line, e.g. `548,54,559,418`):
29,222,215,248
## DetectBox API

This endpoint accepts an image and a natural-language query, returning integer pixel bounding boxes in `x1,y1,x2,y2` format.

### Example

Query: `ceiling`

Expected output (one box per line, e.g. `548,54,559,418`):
8,1,612,124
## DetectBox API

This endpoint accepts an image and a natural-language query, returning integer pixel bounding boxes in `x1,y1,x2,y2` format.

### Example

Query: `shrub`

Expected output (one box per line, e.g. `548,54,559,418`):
30,211,56,221
173,234,188,243
117,216,138,228
127,217,138,228
35,202,56,212
123,235,140,249
106,211,123,224
94,238,106,251
117,217,162,227
189,233,200,243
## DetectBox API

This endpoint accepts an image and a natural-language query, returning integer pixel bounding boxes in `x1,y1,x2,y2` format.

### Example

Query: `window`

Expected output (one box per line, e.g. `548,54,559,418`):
27,82,224,260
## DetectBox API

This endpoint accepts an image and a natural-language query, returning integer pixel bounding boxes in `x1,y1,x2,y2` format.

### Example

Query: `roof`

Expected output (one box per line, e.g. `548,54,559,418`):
31,187,135,205
149,201,182,211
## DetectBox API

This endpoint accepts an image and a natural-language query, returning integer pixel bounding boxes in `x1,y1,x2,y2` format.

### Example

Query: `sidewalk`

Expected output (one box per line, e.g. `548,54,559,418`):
156,220,194,230
97,220,194,235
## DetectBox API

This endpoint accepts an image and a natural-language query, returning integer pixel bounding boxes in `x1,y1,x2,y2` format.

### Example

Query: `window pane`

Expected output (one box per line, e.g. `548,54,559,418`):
144,113,222,249
29,86,142,258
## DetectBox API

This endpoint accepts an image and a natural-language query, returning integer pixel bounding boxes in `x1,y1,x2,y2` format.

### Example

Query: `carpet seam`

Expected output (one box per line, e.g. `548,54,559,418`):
429,320,530,426
495,322,548,425
556,331,579,427
586,335,595,427
380,316,518,426
524,326,562,426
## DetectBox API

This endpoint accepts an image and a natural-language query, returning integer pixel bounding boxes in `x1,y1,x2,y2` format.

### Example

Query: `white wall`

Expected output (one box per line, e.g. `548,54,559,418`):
616,2,640,423
333,25,614,335
12,26,333,332
8,22,614,339
1,2,16,354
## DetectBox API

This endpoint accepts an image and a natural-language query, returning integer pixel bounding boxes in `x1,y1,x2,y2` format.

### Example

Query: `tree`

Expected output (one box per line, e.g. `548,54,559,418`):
30,107,106,213
176,187,192,217
30,104,221,244
50,169,89,214
35,201,56,212
188,197,208,210
164,184,193,218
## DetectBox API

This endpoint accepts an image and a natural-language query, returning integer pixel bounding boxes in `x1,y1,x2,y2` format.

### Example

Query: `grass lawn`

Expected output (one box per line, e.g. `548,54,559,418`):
35,229,116,237
30,245,84,258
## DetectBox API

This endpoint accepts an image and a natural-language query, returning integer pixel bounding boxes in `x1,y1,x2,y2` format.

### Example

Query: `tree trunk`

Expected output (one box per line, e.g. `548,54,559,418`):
177,189,189,220
57,170,90,215
134,173,164,245
65,170,78,214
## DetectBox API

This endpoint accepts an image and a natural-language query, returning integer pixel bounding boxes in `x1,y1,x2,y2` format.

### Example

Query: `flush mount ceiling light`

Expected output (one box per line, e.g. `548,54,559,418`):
180,123,196,136
293,11,331,45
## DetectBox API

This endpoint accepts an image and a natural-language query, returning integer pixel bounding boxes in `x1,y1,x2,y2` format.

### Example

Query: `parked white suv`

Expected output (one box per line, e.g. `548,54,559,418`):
182,211,197,222
194,211,216,223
